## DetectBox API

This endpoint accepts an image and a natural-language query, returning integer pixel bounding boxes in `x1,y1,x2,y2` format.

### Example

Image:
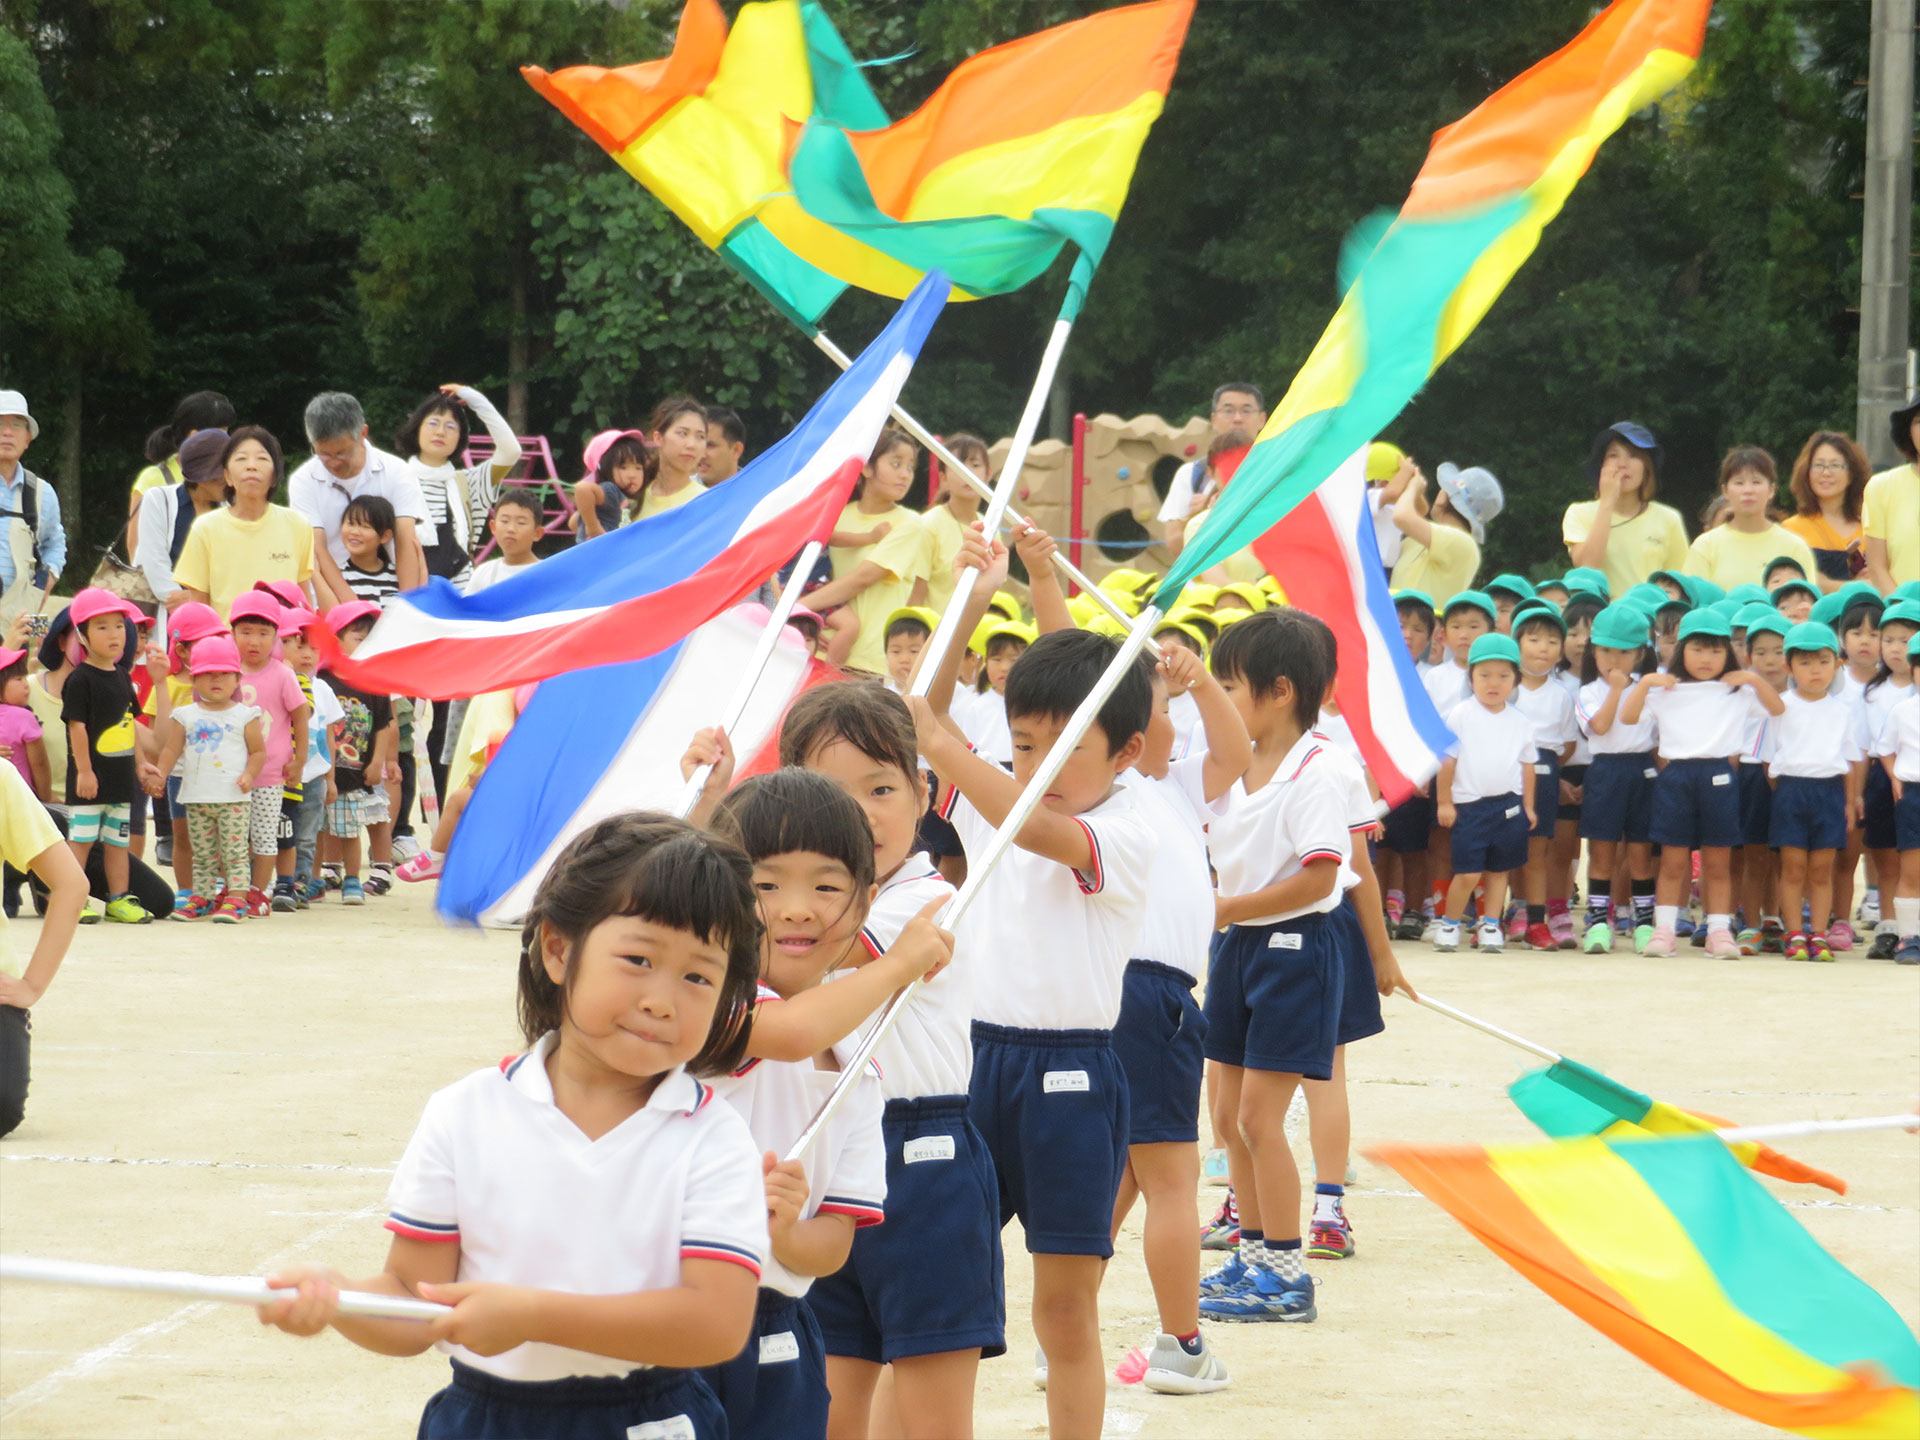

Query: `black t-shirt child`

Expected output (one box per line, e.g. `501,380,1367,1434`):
329,679,393,795
61,662,139,806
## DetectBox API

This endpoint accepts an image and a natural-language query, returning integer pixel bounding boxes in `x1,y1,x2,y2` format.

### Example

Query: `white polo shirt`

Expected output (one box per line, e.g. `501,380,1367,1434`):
1168,689,1203,759
1577,677,1656,755
1768,692,1865,780
1117,756,1222,981
1642,682,1770,761
952,688,1012,768
1312,732,1377,898
384,1033,767,1382
830,854,973,1099
1423,656,1470,716
288,444,429,569
1512,677,1579,760
1445,698,1534,803
950,785,1156,1031
718,1005,886,1299
1872,693,1920,782
1210,731,1351,925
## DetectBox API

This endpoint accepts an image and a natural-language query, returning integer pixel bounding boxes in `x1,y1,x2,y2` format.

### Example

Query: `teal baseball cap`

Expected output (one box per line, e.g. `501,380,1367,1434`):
1649,570,1692,601
1485,573,1536,601
1762,553,1808,581
1510,597,1566,633
1783,621,1840,656
1468,632,1523,668
1589,603,1651,650
1878,600,1920,630
1732,602,1776,630
1710,597,1744,620
1725,583,1770,608
1769,578,1819,608
1892,580,1920,605
1681,575,1726,609
1676,609,1733,642
1562,566,1610,600
1442,589,1498,625
1393,588,1436,614
1619,582,1670,619
1743,611,1791,643
1811,581,1884,628
1535,577,1571,601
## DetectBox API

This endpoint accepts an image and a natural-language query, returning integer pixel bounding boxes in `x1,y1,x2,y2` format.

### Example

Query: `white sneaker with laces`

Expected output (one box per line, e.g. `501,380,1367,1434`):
1477,918,1505,953
1143,1333,1231,1395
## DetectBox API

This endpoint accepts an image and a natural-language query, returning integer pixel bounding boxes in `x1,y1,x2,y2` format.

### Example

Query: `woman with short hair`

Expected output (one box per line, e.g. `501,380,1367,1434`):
174,427,315,616
1561,421,1690,597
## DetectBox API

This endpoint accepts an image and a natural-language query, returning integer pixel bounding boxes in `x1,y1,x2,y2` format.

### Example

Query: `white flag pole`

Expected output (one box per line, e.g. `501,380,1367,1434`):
673,540,825,817
0,1254,448,1322
786,604,1162,1161
811,329,1150,640
1707,1114,1919,1145
1408,993,1562,1064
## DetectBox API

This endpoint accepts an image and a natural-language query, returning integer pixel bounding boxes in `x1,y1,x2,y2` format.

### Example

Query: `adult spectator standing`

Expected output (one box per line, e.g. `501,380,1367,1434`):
287,392,426,609
1863,396,1919,593
0,392,62,631
125,391,235,559
1388,460,1501,600
395,383,522,591
1562,421,1689,597
1781,431,1870,592
701,405,746,485
132,428,231,609
174,428,315,616
1683,446,1815,590
1158,383,1266,558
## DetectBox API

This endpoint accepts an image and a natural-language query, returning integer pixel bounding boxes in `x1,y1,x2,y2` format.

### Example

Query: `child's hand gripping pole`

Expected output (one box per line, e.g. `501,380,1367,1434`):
785,606,1164,1164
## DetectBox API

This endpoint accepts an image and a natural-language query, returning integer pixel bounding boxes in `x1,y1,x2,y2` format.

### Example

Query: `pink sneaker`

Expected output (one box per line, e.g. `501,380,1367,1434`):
1705,926,1740,959
1641,924,1677,957
1825,921,1855,952
1504,906,1526,942
395,851,442,882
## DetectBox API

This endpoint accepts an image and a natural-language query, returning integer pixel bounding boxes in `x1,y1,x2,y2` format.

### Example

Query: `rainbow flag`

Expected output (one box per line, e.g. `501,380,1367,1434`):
1375,1135,1920,1439
524,0,1191,326
1157,0,1711,601
1512,1057,1847,1194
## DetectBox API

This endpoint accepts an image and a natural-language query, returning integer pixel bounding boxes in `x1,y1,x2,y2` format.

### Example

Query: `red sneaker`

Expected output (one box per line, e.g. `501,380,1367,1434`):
1525,921,1556,951
243,887,273,919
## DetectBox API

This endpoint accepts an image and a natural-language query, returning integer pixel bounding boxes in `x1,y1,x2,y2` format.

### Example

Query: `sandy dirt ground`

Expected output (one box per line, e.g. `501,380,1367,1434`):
1,878,1915,1440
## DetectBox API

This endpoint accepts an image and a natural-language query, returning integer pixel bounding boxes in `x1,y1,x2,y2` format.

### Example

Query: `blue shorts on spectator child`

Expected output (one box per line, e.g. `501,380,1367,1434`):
1449,794,1529,875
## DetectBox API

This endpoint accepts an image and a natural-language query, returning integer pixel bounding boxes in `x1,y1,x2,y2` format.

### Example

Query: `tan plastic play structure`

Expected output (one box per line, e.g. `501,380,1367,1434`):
948,412,1213,591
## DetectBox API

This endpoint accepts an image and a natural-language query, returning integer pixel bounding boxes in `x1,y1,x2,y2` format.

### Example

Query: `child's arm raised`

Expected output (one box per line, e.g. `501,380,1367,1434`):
1725,669,1785,717
746,898,953,1062
1584,668,1631,735
1390,466,1434,547
677,726,736,831
1160,644,1251,800
922,528,1007,723
1014,523,1073,635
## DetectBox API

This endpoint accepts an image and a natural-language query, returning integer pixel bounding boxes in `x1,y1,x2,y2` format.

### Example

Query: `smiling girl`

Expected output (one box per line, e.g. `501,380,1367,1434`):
810,429,929,676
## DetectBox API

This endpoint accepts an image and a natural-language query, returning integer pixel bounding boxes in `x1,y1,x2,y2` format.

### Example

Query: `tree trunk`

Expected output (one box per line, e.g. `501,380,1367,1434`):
507,243,529,436
59,362,82,568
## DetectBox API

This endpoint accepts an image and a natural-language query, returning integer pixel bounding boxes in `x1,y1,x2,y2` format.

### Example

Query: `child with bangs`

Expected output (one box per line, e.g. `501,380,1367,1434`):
1550,593,1601,939
811,429,928,677
1575,605,1661,952
1622,611,1783,957
1507,604,1579,950
1860,602,1919,956
338,494,400,609
1768,623,1865,961
260,814,771,1440
1831,594,1886,947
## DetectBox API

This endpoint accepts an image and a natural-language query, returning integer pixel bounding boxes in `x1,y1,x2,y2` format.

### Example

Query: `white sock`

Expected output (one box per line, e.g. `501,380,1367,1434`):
1706,912,1731,934
1312,1187,1345,1224
1655,905,1679,930
1896,897,1920,940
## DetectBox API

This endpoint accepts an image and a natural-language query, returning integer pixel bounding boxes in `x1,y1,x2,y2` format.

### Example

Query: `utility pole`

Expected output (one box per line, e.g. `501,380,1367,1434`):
1857,0,1915,469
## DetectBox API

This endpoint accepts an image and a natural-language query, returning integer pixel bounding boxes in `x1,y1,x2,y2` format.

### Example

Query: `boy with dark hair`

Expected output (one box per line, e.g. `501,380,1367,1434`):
1434,633,1538,953
1195,609,1348,1324
1382,590,1438,936
881,606,936,693
465,489,545,593
910,535,1158,1438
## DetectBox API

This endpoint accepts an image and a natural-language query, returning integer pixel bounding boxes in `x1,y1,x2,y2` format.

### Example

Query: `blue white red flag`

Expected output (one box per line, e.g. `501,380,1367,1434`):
438,605,840,926
322,271,949,699
1250,449,1453,808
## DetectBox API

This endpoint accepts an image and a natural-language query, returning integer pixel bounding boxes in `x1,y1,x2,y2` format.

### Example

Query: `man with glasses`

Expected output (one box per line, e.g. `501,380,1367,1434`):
1158,383,1266,558
0,392,64,629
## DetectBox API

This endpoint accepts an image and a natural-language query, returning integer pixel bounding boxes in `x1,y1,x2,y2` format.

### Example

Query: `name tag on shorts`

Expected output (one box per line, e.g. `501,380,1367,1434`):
904,1135,955,1164
628,1418,697,1440
759,1330,801,1364
1268,931,1303,950
1644,767,1659,780
1505,805,1523,820
1044,1069,1090,1093
1534,762,1551,775
1712,772,1732,786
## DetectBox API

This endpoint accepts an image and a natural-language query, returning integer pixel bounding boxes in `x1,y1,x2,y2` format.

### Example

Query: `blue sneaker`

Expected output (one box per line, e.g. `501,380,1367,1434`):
1201,1148,1231,1186
1199,1267,1316,1323
1198,1251,1250,1299
1674,913,1696,938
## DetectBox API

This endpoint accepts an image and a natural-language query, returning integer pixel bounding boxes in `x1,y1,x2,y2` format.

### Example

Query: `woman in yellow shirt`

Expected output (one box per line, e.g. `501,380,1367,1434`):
632,395,708,521
808,429,927,675
1780,431,1869,592
1561,421,1690,596
1388,461,1501,601
174,427,315,617
1682,445,1815,591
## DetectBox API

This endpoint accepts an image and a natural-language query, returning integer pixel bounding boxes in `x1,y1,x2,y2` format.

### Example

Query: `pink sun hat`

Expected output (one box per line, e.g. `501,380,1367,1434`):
68,587,145,627
275,605,318,637
168,601,229,645
226,591,285,628
188,635,244,676
582,428,649,478
325,600,383,634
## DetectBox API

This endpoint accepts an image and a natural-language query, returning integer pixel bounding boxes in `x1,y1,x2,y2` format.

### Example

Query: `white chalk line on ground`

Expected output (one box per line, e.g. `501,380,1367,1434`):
3,1153,394,1176
2,1202,385,1417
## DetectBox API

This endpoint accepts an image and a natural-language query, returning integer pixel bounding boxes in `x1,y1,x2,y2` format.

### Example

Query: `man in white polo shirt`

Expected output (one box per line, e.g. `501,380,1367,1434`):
287,392,428,605
1159,382,1266,558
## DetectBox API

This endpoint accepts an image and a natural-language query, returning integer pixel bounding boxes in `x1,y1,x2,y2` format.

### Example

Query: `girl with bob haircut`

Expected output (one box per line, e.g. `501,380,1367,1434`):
1683,445,1817,593
1782,430,1870,591
258,813,770,1440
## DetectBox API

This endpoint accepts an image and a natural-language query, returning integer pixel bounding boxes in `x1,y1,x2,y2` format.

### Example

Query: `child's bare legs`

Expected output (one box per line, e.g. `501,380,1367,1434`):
101,839,128,896
170,812,193,892
1107,1142,1201,1338
1777,847,1810,934
1426,824,1451,916
868,1353,980,1440
336,834,361,882
1031,1254,1104,1439
429,785,473,854
1832,833,1863,928
1524,839,1551,907
1552,820,1580,903
1302,1048,1349,1192
367,820,392,867
1212,1062,1256,1226
1699,846,1732,917
1656,844,1692,908
1805,849,1836,934
826,1358,876,1440
1237,1069,1303,1252
1740,846,1771,925
1442,870,1481,922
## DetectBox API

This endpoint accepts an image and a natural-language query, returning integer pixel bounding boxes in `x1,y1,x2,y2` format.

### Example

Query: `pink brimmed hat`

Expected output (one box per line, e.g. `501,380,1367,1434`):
188,635,244,676
252,580,307,610
68,587,144,627
0,646,24,670
168,602,229,644
582,428,648,477
325,600,383,634
226,592,284,628
276,605,318,637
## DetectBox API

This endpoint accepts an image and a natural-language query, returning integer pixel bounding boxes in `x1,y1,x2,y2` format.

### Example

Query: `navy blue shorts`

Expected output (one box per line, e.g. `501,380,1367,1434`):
1111,960,1206,1144
1580,753,1657,844
1529,754,1561,838
1769,774,1847,852
1894,780,1920,850
419,1360,725,1440
1450,794,1529,875
1380,792,1434,853
1202,913,1342,1081
1329,896,1384,1047
969,1025,1128,1257
1559,762,1587,824
1737,762,1773,847
1863,762,1898,851
700,1290,826,1440
1649,758,1741,851
811,1096,1006,1362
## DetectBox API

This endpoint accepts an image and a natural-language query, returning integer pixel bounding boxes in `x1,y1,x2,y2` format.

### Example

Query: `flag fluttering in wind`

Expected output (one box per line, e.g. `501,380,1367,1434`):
1248,450,1452,807
318,272,946,699
1510,1056,1846,1194
1157,0,1712,602
523,0,1192,326
1375,1135,1920,1440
